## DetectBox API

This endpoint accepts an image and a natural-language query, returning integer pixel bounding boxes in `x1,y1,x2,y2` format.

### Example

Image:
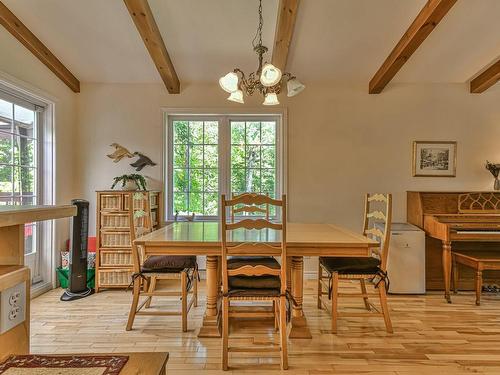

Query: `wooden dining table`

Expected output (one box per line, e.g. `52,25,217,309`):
134,221,378,339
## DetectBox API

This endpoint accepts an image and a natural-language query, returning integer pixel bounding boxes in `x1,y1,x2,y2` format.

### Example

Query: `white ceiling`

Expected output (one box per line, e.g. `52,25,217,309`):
2,0,499,86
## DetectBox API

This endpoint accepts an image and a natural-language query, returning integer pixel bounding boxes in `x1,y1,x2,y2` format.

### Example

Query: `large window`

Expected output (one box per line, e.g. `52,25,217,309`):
167,115,283,219
0,87,46,286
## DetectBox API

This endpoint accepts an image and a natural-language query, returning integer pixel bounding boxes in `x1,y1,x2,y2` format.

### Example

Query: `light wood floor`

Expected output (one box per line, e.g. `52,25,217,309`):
31,280,500,374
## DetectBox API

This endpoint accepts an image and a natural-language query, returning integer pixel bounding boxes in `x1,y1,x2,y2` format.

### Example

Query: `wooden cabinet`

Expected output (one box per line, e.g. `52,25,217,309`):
95,191,162,292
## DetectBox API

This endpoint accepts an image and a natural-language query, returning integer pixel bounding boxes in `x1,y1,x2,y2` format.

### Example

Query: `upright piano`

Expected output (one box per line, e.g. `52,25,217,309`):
407,191,500,302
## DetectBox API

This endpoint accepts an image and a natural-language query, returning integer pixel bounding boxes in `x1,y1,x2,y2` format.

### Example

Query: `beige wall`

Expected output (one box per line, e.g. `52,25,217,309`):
0,29,78,251
76,82,500,271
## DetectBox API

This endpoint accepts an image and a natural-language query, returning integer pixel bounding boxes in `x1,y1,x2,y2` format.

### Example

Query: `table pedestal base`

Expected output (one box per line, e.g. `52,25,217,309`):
289,315,312,339
198,314,220,338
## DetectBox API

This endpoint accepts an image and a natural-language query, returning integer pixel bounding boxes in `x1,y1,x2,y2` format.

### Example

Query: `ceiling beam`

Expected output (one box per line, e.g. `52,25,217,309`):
123,0,180,94
470,59,500,93
272,0,300,71
0,1,80,93
369,0,457,94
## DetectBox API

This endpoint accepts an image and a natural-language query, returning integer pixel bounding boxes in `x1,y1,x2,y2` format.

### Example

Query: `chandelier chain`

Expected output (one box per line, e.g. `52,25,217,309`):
252,0,264,49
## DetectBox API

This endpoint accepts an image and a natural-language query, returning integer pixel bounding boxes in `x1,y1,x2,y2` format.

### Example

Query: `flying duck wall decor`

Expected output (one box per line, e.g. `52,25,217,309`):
107,143,134,162
130,152,157,171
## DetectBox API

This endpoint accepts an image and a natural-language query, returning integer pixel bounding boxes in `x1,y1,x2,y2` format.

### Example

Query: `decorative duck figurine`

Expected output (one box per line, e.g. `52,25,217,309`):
107,143,134,163
130,152,157,171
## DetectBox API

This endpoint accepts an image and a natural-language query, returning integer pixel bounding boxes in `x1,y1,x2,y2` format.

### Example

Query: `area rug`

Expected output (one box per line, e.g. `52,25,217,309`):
0,355,129,375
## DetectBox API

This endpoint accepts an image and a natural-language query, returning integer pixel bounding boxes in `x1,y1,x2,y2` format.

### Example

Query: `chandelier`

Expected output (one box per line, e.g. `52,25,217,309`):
219,0,305,105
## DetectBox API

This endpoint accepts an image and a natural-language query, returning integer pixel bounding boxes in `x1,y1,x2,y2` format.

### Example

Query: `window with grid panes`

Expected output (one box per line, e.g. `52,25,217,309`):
0,92,41,255
167,115,281,219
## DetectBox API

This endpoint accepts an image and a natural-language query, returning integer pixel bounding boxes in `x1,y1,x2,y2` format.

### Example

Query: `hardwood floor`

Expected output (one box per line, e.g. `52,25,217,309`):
31,280,500,374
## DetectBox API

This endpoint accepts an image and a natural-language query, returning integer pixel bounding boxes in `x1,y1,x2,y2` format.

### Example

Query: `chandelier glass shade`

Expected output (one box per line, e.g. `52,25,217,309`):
218,0,304,105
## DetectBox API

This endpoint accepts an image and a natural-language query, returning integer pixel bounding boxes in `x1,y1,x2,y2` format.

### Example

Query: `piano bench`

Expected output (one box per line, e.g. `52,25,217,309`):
452,251,500,306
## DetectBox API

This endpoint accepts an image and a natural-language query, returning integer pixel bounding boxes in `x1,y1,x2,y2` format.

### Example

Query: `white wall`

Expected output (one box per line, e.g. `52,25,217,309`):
0,29,78,252
76,81,500,272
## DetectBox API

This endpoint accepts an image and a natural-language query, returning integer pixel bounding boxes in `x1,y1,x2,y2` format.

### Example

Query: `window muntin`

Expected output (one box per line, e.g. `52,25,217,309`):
168,115,281,219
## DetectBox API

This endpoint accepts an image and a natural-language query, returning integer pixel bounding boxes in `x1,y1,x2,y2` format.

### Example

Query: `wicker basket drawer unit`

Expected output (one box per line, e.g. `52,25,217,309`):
100,194,123,211
99,250,133,267
96,190,162,292
100,213,130,230
100,231,131,248
98,269,133,288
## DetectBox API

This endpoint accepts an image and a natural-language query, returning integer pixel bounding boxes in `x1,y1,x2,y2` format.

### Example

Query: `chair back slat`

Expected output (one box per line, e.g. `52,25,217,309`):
221,193,287,294
231,193,270,222
362,193,392,271
226,193,283,207
227,265,281,277
226,218,282,231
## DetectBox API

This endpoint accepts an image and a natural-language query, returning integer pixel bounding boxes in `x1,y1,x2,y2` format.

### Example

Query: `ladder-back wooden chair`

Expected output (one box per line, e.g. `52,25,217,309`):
221,193,288,370
317,193,393,333
126,193,198,332
229,193,280,328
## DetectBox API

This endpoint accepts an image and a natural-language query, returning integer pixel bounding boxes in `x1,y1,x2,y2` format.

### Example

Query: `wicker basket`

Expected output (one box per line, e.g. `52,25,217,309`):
123,194,147,211
150,193,159,208
100,194,122,211
101,213,130,230
98,269,133,287
99,250,132,267
100,231,131,247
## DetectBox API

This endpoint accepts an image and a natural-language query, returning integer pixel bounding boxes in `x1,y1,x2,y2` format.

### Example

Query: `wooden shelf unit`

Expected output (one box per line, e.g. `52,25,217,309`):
95,191,162,292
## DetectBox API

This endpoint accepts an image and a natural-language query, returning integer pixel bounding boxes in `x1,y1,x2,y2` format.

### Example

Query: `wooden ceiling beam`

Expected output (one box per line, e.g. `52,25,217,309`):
0,1,80,93
124,0,180,94
272,0,300,71
470,59,500,93
369,0,457,94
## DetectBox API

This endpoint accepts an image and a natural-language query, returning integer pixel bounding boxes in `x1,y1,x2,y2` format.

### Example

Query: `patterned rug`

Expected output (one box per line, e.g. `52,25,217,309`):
0,355,129,375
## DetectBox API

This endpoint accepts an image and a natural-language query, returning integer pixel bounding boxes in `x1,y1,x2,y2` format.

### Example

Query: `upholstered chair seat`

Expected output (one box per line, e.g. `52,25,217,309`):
142,255,197,273
319,257,380,275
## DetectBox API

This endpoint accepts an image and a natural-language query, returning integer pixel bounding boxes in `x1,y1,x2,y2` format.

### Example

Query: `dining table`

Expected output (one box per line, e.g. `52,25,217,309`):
134,221,379,339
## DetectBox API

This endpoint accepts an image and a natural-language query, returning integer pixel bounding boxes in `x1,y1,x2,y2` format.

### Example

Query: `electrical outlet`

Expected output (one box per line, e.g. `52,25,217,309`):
0,282,26,334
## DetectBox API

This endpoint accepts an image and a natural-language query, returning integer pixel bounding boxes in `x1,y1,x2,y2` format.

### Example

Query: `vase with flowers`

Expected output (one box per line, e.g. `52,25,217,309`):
485,161,500,190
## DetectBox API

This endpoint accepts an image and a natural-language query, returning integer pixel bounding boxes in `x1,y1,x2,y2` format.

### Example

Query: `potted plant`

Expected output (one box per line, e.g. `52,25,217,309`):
485,161,500,190
111,174,147,191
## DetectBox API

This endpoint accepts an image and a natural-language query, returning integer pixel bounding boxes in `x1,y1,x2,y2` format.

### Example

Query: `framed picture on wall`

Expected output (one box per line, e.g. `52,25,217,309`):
412,141,457,177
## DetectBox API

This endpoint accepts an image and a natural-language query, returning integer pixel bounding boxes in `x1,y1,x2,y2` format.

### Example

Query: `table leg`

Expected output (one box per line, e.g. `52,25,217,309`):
289,256,312,339
442,241,452,303
198,255,221,338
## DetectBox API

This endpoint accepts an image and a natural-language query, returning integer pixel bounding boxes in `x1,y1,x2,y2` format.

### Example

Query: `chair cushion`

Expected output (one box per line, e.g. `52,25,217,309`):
227,256,281,290
229,275,281,290
226,287,281,298
320,256,381,275
227,256,280,270
142,255,196,273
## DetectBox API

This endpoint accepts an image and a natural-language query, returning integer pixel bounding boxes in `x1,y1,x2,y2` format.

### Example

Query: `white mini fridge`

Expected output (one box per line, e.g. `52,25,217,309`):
384,223,426,294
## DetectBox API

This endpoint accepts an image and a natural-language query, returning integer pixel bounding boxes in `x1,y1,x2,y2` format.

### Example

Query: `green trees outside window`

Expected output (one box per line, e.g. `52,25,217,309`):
171,117,278,217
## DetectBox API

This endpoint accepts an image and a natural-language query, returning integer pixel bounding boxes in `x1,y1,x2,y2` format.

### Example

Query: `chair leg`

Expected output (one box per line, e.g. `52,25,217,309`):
279,295,288,370
273,301,279,331
181,271,188,332
317,262,323,309
126,276,141,331
452,256,459,294
475,270,483,306
222,297,229,371
331,272,339,334
193,269,198,307
378,280,393,333
360,278,371,311
145,276,156,308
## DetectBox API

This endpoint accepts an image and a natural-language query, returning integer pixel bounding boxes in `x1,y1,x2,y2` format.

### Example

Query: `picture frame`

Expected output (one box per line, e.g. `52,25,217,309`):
412,141,457,177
